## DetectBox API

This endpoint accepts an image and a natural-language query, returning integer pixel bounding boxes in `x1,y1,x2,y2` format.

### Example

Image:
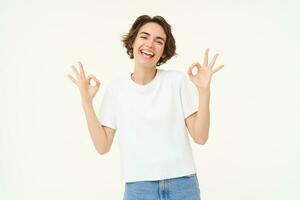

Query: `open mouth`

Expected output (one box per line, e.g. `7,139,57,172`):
140,49,155,59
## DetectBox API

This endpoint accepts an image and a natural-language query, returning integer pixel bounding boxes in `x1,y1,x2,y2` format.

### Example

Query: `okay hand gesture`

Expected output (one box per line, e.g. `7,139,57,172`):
188,48,224,91
67,61,100,103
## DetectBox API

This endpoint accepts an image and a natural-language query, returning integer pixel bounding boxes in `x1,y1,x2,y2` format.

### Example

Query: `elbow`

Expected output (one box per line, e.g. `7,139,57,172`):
96,147,109,155
98,151,107,155
194,137,208,145
193,129,209,145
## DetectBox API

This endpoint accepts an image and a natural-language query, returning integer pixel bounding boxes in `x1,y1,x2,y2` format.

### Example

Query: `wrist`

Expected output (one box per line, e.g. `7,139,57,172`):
81,99,93,107
197,87,210,94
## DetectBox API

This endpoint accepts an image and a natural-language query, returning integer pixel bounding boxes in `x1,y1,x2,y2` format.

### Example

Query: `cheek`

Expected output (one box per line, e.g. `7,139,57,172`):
133,39,144,49
157,45,165,56
132,43,140,54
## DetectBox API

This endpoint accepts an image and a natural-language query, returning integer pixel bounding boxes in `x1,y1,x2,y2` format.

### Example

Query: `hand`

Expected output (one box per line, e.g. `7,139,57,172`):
67,61,100,103
187,48,224,91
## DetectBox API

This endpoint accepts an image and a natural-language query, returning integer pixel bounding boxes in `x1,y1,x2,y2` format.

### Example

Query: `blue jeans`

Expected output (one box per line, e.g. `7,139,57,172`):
123,174,201,200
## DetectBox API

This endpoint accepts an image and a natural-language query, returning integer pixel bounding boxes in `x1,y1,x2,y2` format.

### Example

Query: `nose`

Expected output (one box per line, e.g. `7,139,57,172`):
145,39,154,48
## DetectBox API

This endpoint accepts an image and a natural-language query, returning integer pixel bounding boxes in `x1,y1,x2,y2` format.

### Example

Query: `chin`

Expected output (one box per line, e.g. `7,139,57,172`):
136,59,158,68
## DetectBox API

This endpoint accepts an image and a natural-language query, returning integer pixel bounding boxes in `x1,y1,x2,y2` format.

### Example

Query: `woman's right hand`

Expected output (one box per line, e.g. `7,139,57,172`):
67,61,101,103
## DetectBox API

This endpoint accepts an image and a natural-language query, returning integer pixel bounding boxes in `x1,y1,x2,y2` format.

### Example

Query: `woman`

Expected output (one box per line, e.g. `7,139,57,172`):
67,15,224,200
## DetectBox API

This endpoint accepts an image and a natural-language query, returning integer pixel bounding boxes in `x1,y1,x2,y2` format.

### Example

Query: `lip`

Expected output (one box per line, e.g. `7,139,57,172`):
138,49,155,61
139,48,155,56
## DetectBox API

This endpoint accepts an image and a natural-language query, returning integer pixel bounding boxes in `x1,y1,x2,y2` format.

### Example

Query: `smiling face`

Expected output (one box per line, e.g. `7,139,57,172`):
132,22,167,68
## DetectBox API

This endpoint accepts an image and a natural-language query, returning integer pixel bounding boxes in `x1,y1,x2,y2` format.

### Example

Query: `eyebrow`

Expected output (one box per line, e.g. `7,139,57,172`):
139,31,166,42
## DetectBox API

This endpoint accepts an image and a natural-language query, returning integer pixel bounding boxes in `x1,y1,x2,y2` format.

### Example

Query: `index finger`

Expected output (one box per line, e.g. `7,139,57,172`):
78,61,86,78
187,62,200,77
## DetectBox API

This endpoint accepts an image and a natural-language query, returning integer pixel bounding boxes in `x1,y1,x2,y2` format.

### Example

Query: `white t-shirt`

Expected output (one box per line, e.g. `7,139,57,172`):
97,68,198,183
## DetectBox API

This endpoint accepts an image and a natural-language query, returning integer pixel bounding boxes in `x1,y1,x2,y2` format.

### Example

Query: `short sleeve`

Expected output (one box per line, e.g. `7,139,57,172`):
179,74,198,119
97,87,117,130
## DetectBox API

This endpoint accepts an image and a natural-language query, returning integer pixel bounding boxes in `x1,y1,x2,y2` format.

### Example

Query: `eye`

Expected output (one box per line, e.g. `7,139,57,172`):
140,36,147,39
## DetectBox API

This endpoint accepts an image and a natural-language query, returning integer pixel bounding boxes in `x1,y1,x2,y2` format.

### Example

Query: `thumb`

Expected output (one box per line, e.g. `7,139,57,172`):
188,62,199,78
87,74,101,88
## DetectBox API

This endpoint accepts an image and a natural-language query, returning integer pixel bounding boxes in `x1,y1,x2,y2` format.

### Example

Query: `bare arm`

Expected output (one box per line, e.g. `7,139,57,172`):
82,101,116,155
185,48,224,145
185,89,210,145
67,61,116,155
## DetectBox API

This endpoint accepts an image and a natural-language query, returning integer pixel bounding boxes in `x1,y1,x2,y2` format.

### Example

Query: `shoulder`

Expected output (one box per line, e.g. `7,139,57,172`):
161,69,188,85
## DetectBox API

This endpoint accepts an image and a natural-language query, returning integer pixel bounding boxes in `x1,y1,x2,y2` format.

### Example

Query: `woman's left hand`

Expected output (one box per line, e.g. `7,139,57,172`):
188,48,224,91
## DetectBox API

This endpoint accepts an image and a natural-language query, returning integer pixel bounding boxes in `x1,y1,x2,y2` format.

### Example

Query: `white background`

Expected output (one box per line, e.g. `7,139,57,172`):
0,0,299,199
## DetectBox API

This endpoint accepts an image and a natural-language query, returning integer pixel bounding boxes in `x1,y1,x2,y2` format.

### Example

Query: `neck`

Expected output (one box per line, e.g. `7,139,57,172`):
131,64,157,85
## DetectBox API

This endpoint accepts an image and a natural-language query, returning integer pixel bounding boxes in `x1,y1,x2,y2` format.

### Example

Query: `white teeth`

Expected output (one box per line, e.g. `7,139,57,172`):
140,50,154,56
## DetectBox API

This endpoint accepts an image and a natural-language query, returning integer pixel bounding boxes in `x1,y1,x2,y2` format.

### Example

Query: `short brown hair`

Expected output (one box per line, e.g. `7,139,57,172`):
121,15,177,66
